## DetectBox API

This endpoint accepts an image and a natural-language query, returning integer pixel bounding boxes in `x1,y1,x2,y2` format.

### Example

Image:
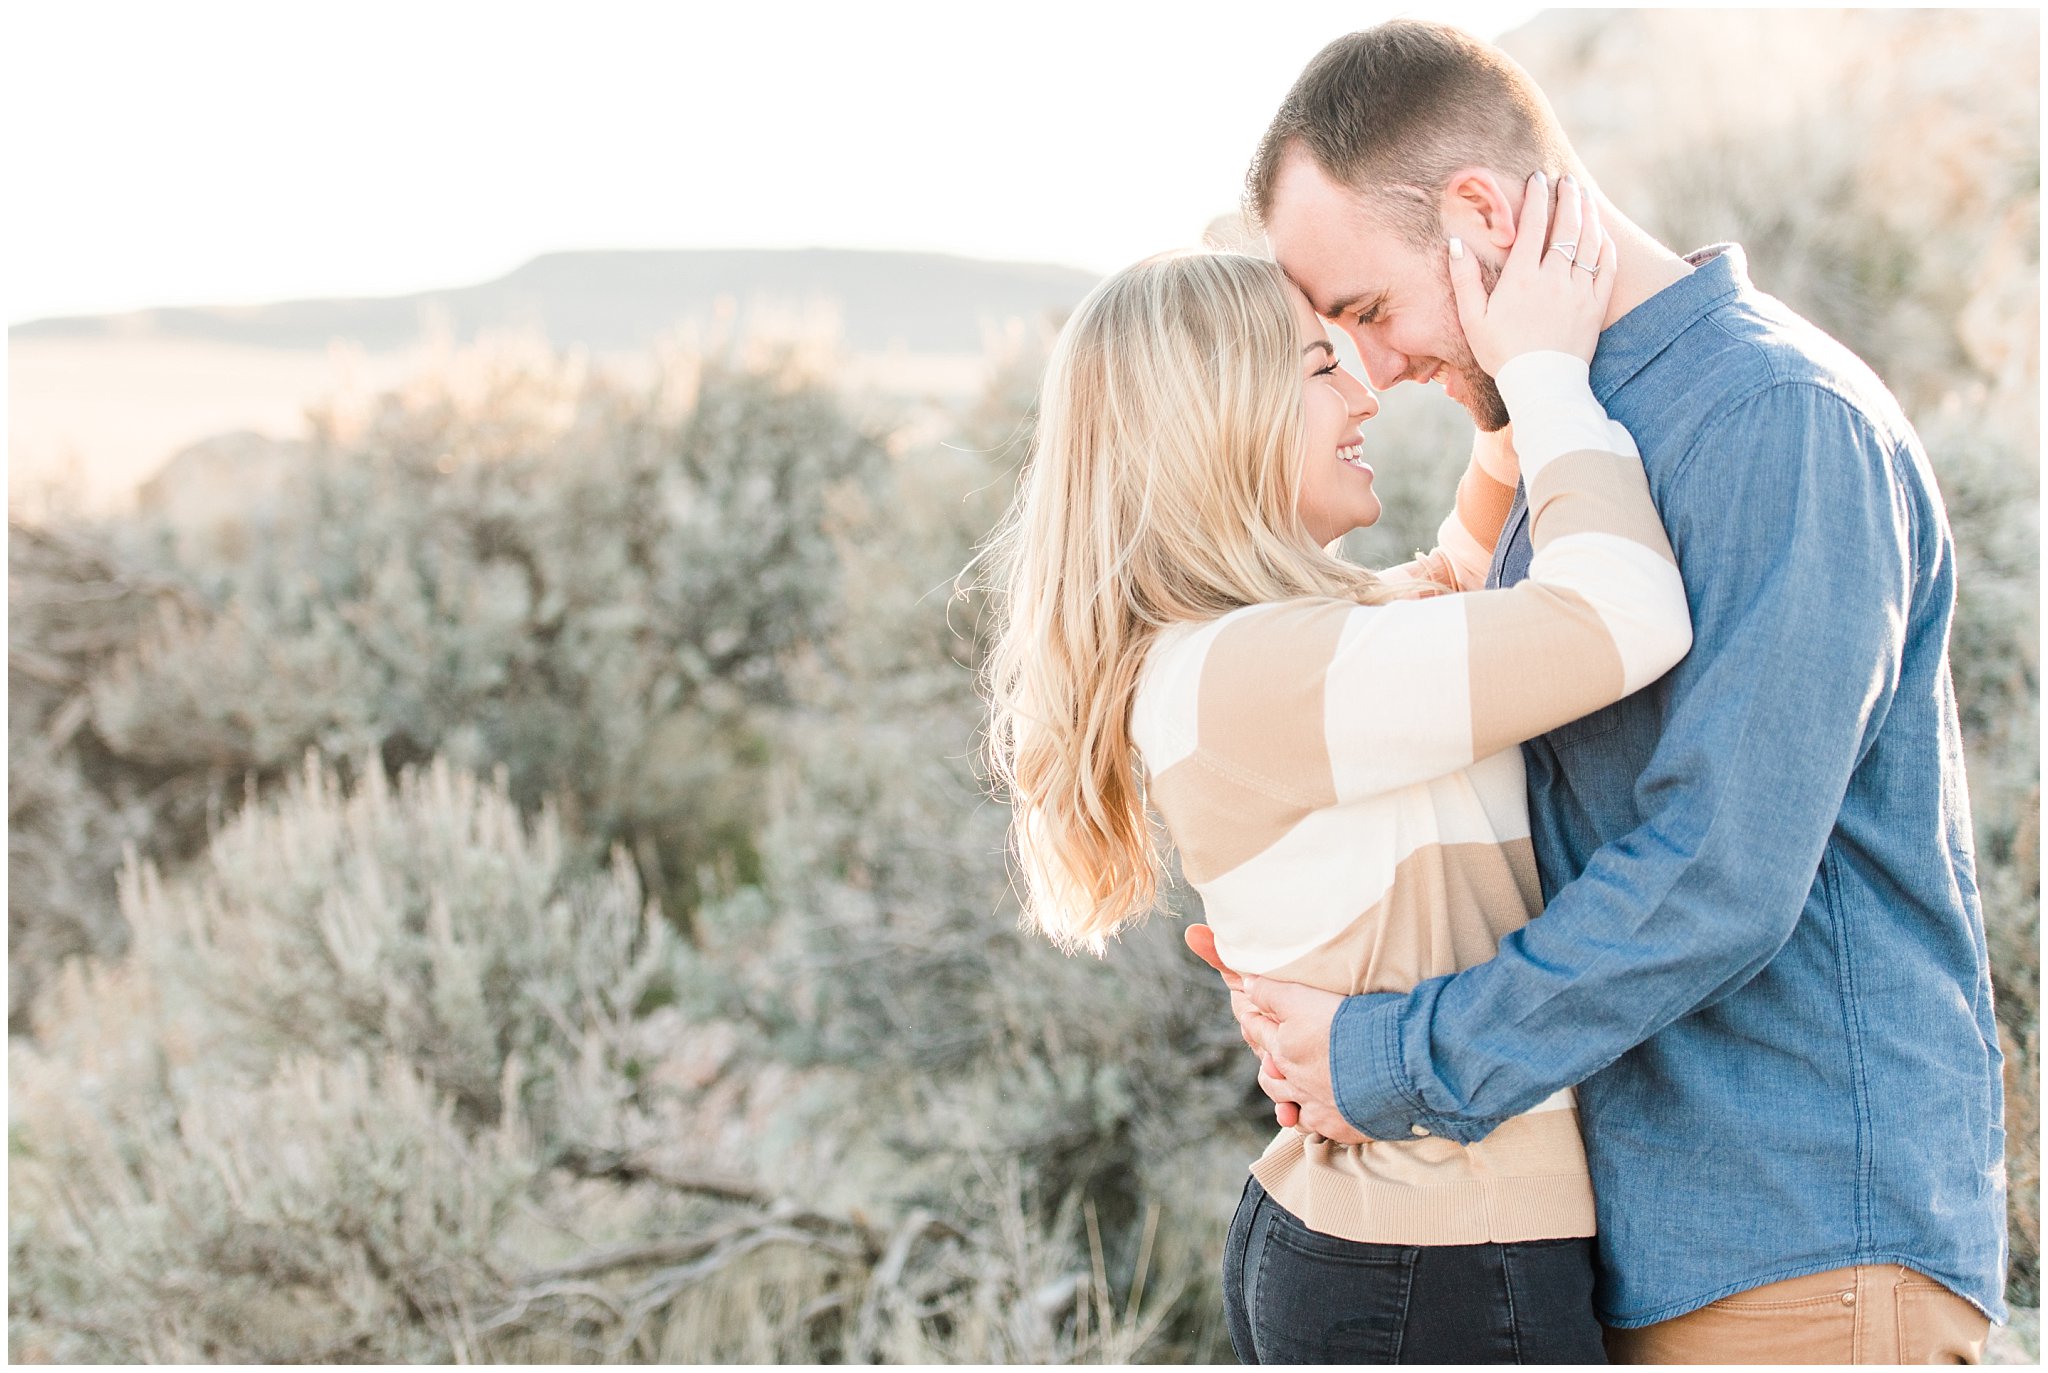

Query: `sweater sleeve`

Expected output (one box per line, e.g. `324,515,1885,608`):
1172,353,1690,805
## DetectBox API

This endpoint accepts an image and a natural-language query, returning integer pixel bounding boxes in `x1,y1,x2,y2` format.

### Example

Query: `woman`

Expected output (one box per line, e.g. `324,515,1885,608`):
982,181,1690,1362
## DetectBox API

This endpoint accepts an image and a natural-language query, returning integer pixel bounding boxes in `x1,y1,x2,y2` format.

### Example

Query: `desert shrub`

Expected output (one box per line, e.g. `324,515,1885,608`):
111,751,682,1131
1511,10,2038,419
9,753,673,1361
10,344,890,1027
6,520,215,1026
98,345,885,904
7,741,1261,1363
10,1046,537,1363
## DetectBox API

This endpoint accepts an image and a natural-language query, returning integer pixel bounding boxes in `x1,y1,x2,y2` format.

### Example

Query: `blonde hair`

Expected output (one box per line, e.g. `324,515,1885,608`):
981,251,1403,954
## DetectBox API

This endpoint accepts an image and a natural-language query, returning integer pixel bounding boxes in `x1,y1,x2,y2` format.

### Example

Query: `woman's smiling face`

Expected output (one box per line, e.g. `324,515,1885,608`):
1287,278,1381,545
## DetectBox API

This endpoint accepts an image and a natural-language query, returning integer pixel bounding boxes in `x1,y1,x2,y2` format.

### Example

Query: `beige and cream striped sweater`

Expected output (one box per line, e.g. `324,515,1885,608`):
1131,352,1692,1246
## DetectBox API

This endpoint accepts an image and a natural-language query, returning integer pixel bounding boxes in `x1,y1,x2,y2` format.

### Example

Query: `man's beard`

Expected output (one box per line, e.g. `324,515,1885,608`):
1440,251,1512,432
1454,352,1511,433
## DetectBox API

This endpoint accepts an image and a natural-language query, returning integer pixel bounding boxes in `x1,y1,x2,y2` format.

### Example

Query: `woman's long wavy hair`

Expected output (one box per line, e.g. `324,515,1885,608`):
981,251,1403,954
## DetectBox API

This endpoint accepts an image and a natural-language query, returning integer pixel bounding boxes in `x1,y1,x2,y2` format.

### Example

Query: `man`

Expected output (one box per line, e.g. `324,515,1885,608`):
1195,20,2007,1363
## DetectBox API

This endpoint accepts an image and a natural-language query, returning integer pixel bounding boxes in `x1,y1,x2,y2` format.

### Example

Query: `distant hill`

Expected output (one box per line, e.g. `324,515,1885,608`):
11,249,1106,516
10,248,1103,357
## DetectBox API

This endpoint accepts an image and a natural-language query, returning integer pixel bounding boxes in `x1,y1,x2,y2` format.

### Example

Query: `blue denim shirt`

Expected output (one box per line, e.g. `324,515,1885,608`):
1328,245,2008,1327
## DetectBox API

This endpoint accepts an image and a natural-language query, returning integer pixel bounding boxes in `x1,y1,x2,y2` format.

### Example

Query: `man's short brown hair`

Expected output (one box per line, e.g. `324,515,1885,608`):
1247,21,1582,246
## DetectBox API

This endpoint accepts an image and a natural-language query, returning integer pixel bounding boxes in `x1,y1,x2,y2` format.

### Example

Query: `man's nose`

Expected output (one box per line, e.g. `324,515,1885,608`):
1347,329,1411,391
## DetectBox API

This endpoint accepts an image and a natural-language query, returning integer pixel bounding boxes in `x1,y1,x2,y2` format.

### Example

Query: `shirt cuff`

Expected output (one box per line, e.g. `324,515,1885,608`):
1329,990,1426,1140
1330,987,1498,1145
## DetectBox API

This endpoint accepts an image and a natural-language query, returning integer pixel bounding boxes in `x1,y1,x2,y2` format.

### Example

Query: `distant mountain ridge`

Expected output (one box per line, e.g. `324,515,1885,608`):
11,248,1104,357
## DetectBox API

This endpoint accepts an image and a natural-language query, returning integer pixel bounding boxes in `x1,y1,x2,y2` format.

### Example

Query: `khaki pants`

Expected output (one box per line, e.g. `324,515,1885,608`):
1605,1264,1989,1364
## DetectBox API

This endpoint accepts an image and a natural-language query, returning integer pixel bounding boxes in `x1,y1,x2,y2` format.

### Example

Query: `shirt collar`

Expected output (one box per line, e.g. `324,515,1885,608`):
1590,243,1749,402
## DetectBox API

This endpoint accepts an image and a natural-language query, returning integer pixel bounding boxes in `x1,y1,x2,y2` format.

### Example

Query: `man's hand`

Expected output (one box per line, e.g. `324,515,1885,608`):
1184,925,1367,1144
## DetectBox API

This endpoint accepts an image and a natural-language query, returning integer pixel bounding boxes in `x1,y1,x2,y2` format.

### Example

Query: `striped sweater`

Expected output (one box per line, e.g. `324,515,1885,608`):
1130,352,1692,1246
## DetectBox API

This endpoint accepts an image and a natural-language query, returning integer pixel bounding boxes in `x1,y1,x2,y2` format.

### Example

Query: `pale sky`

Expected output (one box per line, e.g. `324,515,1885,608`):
3,0,1543,325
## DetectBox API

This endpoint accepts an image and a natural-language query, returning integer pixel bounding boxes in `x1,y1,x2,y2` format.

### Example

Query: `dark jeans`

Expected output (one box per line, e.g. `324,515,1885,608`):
1223,1176,1606,1364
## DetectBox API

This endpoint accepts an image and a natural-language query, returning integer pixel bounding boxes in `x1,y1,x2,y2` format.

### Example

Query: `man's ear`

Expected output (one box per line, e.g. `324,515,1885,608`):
1440,168,1521,252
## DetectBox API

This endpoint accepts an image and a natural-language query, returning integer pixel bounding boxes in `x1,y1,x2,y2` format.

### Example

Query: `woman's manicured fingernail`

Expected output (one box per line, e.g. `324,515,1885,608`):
1449,237,1464,260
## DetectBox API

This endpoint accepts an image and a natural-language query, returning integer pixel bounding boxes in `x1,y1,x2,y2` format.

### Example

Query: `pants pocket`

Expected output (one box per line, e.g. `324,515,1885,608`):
1499,1237,1608,1364
1894,1277,1989,1364
1608,1277,1860,1365
1249,1201,1414,1363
